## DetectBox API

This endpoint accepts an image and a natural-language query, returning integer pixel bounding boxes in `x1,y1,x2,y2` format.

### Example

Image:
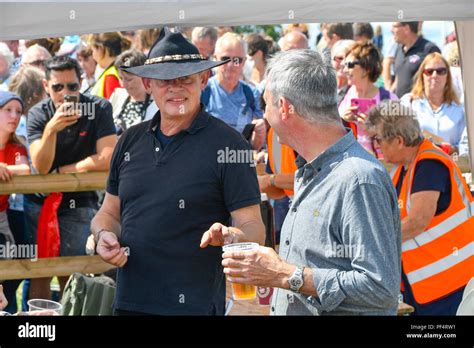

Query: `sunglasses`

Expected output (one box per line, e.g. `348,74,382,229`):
333,56,344,63
51,82,80,93
220,56,245,65
155,75,196,88
343,60,361,69
27,59,46,67
423,68,448,76
372,135,384,146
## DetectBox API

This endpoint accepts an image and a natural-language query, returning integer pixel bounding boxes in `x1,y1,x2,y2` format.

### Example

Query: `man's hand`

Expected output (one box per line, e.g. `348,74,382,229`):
96,231,128,267
200,223,235,248
222,246,292,288
45,102,81,134
251,119,266,150
0,284,8,310
0,163,13,182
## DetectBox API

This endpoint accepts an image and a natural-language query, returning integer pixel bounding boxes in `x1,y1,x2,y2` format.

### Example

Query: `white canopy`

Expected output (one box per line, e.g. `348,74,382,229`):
0,0,473,170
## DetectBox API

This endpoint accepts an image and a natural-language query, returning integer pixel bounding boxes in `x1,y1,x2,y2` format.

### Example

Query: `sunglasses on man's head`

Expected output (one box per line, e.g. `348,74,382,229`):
27,59,46,68
423,68,448,76
51,82,80,93
343,60,361,69
220,56,245,65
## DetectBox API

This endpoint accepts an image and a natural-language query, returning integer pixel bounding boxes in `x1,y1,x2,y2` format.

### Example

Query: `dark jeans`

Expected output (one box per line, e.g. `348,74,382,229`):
3,209,27,313
22,196,96,308
23,196,95,256
273,196,290,245
7,209,25,246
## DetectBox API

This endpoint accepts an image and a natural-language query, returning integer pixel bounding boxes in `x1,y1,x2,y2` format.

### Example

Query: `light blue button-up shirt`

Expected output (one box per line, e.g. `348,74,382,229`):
271,130,402,315
401,94,465,147
204,76,263,133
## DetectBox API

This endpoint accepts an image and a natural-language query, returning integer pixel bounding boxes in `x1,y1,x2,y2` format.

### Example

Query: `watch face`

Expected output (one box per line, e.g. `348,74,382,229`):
290,278,302,287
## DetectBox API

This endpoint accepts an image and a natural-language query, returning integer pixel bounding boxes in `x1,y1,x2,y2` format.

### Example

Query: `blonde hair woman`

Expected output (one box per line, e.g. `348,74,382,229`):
401,52,464,154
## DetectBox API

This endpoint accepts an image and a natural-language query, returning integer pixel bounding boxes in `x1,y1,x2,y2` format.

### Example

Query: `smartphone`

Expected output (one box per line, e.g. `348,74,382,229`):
351,98,376,114
64,94,78,104
63,95,79,117
242,123,256,141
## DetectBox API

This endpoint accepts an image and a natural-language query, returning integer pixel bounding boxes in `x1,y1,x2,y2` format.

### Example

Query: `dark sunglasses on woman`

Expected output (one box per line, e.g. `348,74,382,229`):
51,82,81,93
423,68,448,76
343,60,361,69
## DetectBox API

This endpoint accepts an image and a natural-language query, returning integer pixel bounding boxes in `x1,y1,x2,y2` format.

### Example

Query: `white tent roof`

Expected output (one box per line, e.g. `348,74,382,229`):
0,0,473,39
0,0,473,171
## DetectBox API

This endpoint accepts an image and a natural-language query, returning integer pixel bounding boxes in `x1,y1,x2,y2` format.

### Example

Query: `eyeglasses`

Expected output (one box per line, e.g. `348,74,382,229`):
51,82,81,93
343,60,361,69
372,135,384,146
220,56,245,66
333,56,344,63
423,68,448,76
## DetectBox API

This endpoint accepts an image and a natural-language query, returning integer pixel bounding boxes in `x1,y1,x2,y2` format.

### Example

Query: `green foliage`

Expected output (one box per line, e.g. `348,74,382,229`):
234,25,282,41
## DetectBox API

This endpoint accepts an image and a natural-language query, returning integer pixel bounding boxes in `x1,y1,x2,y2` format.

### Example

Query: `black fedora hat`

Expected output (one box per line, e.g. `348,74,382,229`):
120,27,229,80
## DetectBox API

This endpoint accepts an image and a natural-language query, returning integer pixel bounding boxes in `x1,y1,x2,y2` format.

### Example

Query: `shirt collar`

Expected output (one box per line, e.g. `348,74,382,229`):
296,128,356,176
404,35,423,54
148,103,210,135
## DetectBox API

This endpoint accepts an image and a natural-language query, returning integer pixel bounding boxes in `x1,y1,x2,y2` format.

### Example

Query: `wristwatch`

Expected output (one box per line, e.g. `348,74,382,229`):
269,174,276,187
288,266,305,293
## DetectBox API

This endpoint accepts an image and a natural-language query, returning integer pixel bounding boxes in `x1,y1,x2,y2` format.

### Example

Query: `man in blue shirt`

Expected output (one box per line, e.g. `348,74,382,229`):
202,32,266,150
223,49,401,315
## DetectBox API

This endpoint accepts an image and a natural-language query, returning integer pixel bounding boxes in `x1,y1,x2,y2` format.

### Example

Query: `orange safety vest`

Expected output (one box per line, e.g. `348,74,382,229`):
345,121,358,139
391,139,474,304
267,128,298,197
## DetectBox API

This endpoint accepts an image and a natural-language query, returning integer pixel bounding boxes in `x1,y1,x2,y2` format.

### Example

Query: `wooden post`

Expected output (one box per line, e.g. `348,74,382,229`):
0,255,116,280
0,172,108,195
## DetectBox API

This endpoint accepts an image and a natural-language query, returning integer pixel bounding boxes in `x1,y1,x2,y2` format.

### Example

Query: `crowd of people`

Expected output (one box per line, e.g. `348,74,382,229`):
0,21,472,316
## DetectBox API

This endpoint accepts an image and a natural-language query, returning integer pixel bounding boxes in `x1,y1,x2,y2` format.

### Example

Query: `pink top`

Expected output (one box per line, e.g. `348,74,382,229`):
338,85,398,154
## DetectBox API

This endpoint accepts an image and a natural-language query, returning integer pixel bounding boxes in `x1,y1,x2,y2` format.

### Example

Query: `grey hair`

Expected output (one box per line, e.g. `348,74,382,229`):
215,32,248,56
22,44,51,64
366,100,424,146
192,27,218,43
265,49,339,124
0,43,14,71
331,39,355,59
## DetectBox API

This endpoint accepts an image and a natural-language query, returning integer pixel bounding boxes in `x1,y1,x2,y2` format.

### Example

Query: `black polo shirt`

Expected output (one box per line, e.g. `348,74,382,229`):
107,107,261,315
394,36,440,98
27,94,115,209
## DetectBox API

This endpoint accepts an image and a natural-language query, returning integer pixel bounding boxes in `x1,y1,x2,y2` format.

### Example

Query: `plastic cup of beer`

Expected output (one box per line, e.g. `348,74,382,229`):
27,299,62,315
223,242,259,300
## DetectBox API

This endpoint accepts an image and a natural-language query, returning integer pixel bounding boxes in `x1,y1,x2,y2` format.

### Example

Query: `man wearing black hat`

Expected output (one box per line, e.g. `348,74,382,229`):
91,28,265,315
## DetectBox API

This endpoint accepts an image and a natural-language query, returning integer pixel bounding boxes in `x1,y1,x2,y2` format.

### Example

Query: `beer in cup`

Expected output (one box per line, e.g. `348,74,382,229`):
223,242,259,300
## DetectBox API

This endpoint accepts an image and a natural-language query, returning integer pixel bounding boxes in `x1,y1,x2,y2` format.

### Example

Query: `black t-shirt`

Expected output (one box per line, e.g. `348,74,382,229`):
27,94,116,209
395,159,451,215
394,36,441,98
107,108,261,315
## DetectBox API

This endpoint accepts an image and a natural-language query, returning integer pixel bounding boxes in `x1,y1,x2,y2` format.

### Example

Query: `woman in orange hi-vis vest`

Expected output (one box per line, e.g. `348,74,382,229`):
365,100,474,315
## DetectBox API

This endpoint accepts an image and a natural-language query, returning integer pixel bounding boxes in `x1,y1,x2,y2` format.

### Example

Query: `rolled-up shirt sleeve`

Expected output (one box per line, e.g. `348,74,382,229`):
307,182,401,313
